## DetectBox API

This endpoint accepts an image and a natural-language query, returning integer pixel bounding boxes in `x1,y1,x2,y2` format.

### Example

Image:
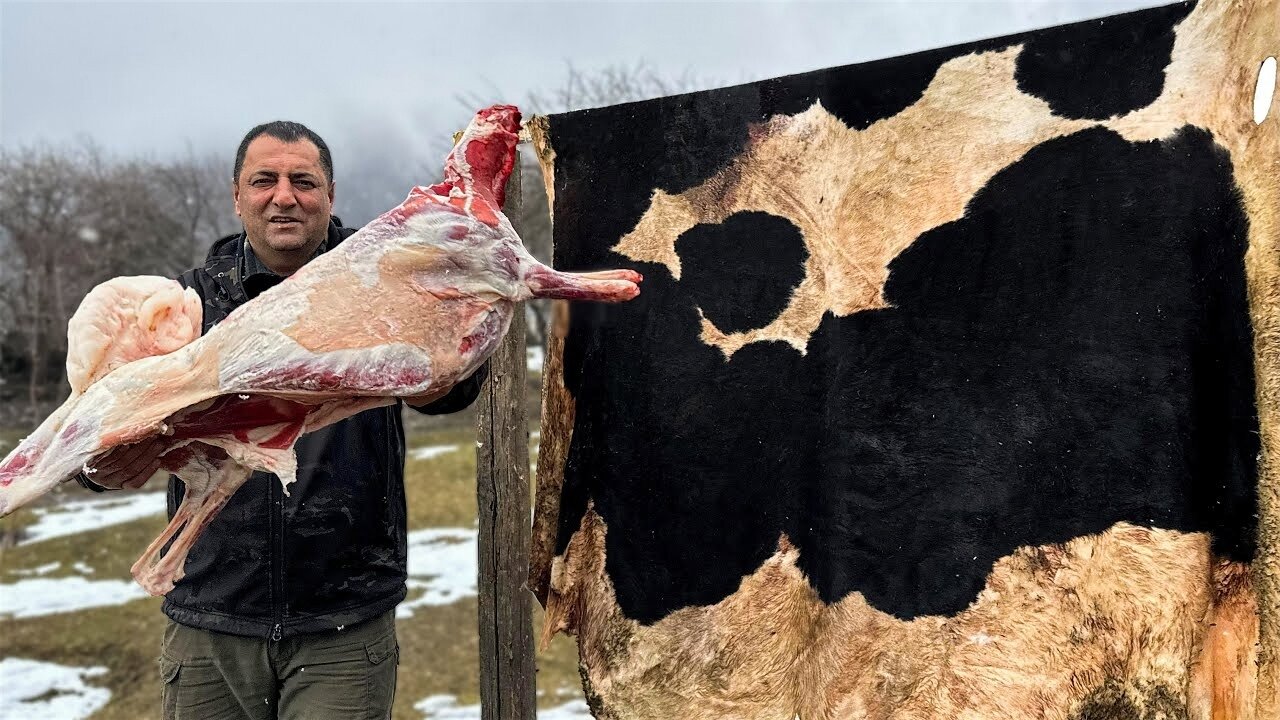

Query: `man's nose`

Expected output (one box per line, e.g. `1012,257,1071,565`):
271,179,298,208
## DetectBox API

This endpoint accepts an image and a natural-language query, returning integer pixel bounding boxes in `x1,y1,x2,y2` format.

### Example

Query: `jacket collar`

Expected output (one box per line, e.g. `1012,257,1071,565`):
205,217,347,303
240,228,335,299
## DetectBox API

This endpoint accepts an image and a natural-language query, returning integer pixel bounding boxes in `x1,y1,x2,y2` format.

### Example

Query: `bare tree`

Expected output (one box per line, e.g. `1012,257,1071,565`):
154,145,240,265
524,61,706,115
0,144,214,415
87,158,192,279
0,146,90,414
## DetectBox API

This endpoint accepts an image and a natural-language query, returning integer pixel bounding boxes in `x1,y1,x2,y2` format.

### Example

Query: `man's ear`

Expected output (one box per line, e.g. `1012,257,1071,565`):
328,181,335,205
232,180,242,217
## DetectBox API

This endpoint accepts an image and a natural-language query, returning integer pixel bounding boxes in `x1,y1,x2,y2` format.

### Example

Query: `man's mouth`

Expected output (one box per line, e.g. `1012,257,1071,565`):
269,217,302,226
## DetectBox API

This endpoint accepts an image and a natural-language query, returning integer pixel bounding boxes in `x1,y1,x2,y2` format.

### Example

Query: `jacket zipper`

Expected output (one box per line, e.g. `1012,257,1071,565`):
273,470,285,641
232,256,285,644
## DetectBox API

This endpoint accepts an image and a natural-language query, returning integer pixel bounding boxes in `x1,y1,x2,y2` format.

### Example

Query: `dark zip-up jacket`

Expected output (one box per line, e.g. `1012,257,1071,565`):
157,219,484,639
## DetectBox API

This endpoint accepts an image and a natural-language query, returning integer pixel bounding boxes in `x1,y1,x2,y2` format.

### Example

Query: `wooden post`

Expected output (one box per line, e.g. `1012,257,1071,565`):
476,157,536,720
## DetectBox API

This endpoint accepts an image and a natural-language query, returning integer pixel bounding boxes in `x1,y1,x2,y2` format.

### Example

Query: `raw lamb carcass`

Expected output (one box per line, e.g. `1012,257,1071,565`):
0,104,641,595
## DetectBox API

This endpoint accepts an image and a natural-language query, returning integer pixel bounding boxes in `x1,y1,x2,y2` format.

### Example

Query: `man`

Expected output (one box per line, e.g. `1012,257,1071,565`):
77,121,486,719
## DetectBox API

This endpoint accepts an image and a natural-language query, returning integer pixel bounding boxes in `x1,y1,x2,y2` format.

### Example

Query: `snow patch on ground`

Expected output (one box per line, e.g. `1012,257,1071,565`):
20,491,166,545
410,444,462,462
10,561,61,577
0,658,110,720
416,695,590,719
527,346,545,373
396,528,477,617
0,577,148,619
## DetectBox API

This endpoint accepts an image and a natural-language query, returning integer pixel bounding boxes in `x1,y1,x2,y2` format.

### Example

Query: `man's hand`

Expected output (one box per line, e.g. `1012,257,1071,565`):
82,436,168,490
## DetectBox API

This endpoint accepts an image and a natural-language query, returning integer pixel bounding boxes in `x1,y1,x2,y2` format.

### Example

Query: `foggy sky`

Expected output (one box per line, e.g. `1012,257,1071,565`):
2,2,1167,161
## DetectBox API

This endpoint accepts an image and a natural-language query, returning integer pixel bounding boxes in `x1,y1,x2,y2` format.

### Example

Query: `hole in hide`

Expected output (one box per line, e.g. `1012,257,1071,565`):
1254,56,1276,125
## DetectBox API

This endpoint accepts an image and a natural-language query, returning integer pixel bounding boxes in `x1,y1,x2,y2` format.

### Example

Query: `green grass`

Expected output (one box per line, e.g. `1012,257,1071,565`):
1,511,169,579
404,425,481,530
5,597,168,720
1,413,583,719
0,426,27,451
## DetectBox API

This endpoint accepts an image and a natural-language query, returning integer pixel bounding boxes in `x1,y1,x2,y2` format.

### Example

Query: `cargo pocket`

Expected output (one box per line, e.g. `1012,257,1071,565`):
363,632,399,720
159,656,181,720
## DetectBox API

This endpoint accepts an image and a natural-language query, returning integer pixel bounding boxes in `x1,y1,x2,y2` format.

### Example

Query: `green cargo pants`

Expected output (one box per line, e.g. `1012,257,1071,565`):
158,611,398,720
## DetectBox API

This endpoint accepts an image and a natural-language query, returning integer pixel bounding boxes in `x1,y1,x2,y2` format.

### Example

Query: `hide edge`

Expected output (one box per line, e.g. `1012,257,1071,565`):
528,115,571,622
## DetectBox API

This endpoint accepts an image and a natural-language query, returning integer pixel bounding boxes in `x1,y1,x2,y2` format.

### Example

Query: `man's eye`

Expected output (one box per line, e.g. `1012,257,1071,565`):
251,179,273,187
295,181,315,189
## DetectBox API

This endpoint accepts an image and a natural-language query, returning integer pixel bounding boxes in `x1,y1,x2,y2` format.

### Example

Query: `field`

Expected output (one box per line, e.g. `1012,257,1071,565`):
0,400,587,720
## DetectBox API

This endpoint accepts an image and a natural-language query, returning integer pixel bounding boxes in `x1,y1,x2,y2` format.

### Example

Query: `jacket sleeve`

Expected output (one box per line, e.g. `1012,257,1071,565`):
407,363,490,415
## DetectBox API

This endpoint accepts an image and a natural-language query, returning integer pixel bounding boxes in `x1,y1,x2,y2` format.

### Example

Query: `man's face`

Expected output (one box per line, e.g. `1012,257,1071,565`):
234,136,334,266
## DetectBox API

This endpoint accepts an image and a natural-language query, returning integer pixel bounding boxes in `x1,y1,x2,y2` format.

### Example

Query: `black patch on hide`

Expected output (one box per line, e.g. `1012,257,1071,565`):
676,212,808,334
1016,2,1194,120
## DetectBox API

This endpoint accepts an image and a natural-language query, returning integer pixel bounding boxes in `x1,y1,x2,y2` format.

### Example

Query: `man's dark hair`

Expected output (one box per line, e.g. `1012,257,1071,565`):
233,121,334,185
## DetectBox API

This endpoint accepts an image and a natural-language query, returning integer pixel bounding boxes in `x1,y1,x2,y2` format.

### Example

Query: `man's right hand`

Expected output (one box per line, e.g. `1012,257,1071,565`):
81,436,168,490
